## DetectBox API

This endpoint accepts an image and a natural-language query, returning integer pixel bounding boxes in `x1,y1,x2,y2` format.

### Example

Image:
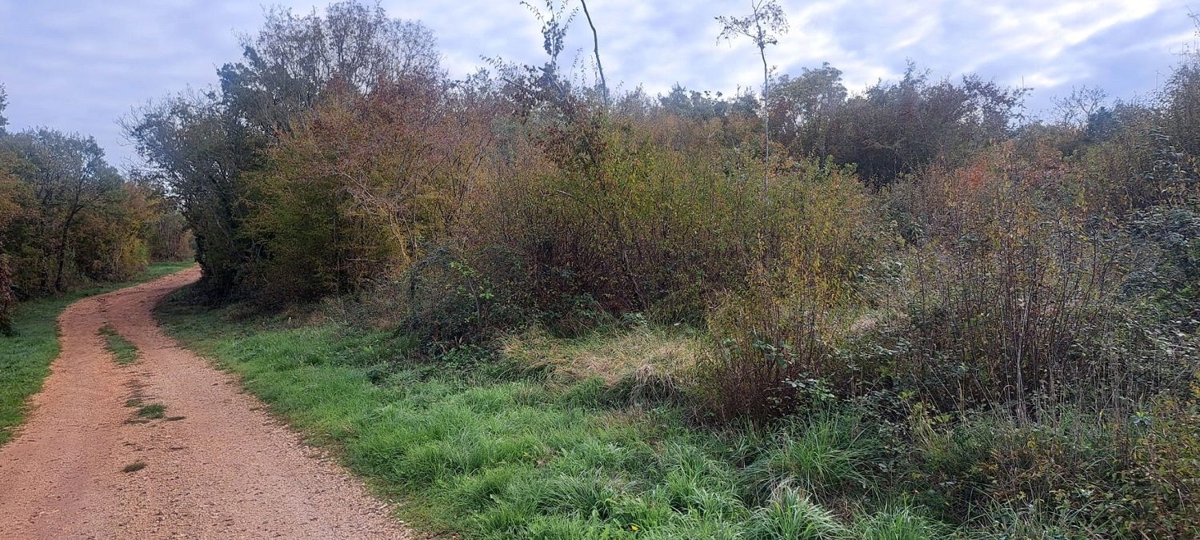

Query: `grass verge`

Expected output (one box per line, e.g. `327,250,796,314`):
156,292,945,539
0,261,195,446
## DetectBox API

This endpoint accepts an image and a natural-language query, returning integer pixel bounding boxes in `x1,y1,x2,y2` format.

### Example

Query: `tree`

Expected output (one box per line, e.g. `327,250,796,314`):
4,129,123,292
825,65,1025,188
219,1,440,135
243,73,484,299
717,0,789,192
0,132,25,335
658,84,758,124
768,63,847,159
495,0,579,119
578,0,607,105
126,96,254,295
128,1,443,297
1053,85,1107,128
0,84,8,135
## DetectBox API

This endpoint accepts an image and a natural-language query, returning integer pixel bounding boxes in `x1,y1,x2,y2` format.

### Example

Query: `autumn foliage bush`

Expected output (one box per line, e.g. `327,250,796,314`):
879,146,1129,414
694,164,879,423
463,107,766,327
109,3,1200,537
0,127,165,301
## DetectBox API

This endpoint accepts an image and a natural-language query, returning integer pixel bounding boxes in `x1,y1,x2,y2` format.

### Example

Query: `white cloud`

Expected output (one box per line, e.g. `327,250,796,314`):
0,0,1195,164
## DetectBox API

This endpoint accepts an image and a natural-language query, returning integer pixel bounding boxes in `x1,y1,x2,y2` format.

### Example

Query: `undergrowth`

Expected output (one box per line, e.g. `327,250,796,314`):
154,288,1200,538
158,291,960,538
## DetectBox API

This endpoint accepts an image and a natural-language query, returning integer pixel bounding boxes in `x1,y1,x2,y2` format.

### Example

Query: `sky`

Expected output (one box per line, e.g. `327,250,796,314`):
1,0,1197,168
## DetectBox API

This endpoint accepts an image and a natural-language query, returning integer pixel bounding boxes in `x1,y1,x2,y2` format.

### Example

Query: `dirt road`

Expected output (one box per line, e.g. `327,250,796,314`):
0,267,411,539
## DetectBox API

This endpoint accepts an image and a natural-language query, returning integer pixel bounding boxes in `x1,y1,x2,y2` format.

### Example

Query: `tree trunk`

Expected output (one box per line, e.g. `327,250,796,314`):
579,0,607,106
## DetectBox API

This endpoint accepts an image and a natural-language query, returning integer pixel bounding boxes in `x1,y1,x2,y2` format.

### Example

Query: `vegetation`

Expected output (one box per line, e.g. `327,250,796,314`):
160,293,1200,538
0,79,192,337
0,261,193,446
135,403,166,420
160,298,949,538
100,324,138,365
0,0,1189,536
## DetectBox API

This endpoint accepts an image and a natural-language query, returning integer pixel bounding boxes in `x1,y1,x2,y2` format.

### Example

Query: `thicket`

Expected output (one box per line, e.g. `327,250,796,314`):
0,88,186,333
132,2,1200,535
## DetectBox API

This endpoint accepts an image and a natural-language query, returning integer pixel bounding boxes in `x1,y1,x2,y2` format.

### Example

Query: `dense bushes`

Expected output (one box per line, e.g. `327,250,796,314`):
243,77,481,300
127,2,441,300
880,146,1129,413
125,2,1200,418
130,2,1200,535
695,163,877,422
0,126,169,304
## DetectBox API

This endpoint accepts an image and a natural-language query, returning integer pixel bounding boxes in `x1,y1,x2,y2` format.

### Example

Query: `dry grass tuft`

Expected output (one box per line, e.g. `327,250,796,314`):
501,326,709,388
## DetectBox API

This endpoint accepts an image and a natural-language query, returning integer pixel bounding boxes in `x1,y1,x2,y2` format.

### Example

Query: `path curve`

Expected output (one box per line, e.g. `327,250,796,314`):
0,267,412,539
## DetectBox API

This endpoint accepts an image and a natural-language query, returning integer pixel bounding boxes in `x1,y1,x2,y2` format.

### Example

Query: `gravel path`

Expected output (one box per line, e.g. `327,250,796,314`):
0,267,412,539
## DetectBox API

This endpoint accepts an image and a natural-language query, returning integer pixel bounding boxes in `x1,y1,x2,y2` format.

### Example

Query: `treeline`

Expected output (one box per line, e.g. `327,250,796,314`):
0,84,190,334
128,2,1200,534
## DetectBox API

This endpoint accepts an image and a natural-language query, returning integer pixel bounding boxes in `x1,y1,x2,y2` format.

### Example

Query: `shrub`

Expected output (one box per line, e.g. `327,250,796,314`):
1120,395,1200,537
0,254,13,336
242,78,484,302
462,109,764,329
400,246,534,349
881,145,1134,414
693,164,878,423
901,401,1196,535
699,284,836,424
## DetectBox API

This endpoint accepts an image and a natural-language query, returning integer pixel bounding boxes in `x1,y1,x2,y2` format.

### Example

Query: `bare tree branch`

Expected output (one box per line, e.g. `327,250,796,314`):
579,0,607,106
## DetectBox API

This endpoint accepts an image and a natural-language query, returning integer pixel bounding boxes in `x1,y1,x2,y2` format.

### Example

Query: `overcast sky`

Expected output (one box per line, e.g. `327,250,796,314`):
1,0,1197,167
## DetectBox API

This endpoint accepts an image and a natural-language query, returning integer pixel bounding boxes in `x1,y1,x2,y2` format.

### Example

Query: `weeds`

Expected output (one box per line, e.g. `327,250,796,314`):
136,403,166,419
157,294,933,537
746,409,885,502
99,324,138,365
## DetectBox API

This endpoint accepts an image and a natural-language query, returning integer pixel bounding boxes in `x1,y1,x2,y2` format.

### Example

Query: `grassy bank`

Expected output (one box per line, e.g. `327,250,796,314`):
156,293,966,539
157,290,1200,538
0,261,194,445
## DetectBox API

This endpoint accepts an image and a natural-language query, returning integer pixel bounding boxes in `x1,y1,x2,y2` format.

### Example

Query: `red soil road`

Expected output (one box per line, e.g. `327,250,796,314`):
0,267,412,539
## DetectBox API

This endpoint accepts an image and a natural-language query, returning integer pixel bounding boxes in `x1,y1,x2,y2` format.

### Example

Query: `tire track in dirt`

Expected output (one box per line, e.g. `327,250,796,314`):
0,267,412,539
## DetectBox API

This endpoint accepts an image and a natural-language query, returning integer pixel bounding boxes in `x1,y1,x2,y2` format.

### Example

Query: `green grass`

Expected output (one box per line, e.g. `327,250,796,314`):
99,324,138,365
0,261,195,446
136,403,166,419
159,287,1192,538
156,292,938,539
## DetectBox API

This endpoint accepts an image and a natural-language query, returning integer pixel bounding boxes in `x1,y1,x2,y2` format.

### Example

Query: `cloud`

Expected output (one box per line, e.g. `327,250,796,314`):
0,0,1195,165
